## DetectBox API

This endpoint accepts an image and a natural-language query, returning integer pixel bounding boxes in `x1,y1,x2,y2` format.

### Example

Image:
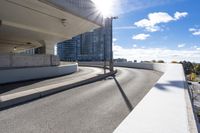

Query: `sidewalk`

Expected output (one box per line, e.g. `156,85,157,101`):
0,67,101,95
0,67,116,110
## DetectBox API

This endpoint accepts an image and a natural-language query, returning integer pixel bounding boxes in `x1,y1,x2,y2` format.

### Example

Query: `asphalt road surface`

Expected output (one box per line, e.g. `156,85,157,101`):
0,67,162,133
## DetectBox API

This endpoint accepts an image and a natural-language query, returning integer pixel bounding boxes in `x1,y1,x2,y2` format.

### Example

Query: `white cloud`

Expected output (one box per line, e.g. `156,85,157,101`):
192,45,198,49
133,44,137,48
189,28,200,36
177,44,185,48
111,0,173,16
132,33,150,40
114,26,136,30
113,44,200,62
191,45,200,50
174,12,188,20
93,0,184,17
134,12,188,32
113,38,117,42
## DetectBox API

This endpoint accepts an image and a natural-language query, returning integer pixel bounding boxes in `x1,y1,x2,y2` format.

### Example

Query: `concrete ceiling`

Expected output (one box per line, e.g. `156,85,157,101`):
0,0,103,53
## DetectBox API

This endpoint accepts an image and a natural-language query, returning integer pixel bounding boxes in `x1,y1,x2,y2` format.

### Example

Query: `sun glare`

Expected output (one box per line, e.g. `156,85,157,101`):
92,0,113,17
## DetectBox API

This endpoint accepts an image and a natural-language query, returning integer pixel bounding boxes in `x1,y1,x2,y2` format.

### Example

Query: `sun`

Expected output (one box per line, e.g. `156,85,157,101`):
92,0,113,17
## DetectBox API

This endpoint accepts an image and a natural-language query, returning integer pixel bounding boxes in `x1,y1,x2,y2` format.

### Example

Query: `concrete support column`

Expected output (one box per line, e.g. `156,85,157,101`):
45,43,55,55
38,40,55,55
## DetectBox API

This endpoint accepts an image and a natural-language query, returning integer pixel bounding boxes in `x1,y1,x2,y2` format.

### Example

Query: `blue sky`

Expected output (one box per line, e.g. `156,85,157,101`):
110,0,200,62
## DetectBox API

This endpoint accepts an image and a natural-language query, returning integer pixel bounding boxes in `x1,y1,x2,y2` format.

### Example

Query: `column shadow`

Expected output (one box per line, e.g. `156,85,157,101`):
113,75,134,112
154,80,187,91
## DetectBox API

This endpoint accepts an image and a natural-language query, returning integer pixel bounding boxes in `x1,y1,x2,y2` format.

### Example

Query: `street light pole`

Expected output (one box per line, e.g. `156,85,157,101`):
109,16,118,72
103,34,106,74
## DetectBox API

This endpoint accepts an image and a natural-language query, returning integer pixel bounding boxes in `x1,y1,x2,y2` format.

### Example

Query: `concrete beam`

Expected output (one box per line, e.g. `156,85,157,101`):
0,0,102,53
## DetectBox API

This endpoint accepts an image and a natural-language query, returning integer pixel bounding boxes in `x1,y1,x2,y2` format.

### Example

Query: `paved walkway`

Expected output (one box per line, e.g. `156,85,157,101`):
0,67,103,95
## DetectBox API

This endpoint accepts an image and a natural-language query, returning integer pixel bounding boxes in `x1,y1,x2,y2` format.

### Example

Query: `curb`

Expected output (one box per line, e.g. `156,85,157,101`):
0,70,117,110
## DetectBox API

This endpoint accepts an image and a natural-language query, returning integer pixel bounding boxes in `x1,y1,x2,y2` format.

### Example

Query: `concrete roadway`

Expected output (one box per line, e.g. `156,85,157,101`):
0,67,162,133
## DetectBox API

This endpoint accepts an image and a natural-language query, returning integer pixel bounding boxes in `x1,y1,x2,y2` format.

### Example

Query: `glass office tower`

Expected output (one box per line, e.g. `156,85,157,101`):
57,18,111,61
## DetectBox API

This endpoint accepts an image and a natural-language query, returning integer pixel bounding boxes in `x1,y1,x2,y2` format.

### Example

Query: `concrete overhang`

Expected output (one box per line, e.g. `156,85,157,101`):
0,0,103,53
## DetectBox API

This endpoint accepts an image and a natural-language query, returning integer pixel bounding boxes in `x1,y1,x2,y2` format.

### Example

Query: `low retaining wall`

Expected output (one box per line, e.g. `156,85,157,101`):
0,54,60,68
114,62,198,133
78,62,198,133
0,64,78,84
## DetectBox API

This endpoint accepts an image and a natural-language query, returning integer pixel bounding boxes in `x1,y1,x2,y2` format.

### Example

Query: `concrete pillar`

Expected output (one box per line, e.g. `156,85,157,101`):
38,40,55,55
45,43,55,55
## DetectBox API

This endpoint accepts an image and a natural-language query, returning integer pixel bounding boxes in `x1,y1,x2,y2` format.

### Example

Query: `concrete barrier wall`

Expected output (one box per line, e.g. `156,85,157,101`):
114,62,168,72
78,61,108,67
115,62,198,133
51,55,60,66
0,54,60,68
78,62,198,133
0,54,10,67
0,64,78,84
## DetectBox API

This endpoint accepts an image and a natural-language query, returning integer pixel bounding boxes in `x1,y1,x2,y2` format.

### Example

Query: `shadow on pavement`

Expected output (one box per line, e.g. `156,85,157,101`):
113,75,134,112
0,80,41,94
154,80,187,91
0,72,77,95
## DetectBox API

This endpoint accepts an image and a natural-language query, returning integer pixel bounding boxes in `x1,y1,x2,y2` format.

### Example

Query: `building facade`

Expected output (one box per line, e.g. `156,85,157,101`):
57,18,111,61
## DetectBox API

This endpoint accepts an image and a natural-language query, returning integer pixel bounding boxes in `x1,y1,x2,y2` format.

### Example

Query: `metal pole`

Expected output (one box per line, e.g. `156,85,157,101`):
109,16,118,72
75,39,77,62
103,34,106,74
110,18,113,72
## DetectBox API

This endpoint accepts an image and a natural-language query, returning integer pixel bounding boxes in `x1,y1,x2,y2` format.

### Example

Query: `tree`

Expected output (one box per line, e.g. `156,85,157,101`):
180,61,194,75
190,72,196,81
171,61,178,63
157,60,164,63
194,64,200,75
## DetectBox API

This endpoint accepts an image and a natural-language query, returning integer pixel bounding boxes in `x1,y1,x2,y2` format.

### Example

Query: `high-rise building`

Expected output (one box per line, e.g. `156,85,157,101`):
57,18,111,61
57,39,77,61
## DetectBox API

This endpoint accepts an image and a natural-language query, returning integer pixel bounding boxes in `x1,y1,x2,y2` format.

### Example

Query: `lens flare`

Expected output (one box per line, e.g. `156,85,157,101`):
92,0,114,17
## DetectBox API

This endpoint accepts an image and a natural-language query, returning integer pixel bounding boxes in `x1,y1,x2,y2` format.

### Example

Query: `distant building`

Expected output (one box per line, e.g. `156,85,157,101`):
57,18,111,61
114,58,127,63
57,36,80,61
20,48,35,55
